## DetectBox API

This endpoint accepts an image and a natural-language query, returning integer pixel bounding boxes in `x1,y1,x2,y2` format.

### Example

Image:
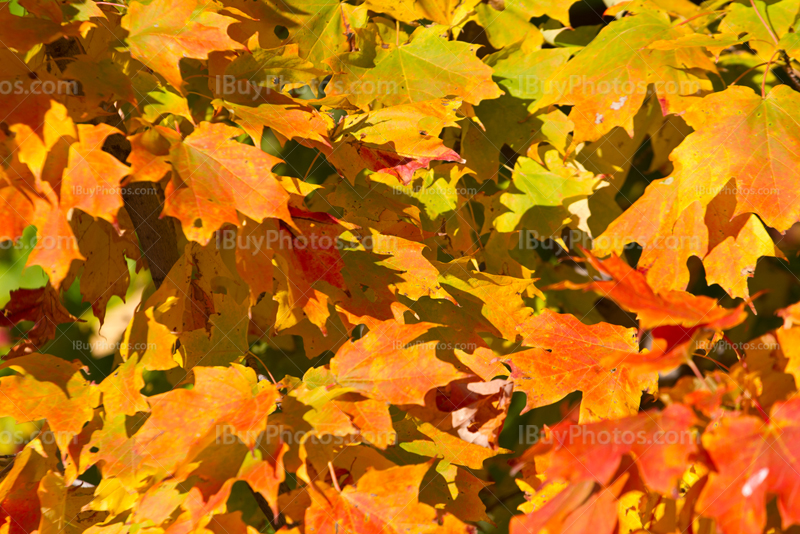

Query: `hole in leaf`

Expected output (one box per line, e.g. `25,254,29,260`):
274,25,289,39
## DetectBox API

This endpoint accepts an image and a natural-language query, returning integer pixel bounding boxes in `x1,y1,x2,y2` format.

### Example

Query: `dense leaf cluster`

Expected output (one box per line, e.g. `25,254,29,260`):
1,0,800,532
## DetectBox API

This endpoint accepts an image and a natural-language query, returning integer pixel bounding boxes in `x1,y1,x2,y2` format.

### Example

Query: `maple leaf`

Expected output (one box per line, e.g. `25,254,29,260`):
141,240,248,336
658,85,800,232
719,0,798,58
420,462,493,523
0,7,91,53
217,93,332,151
177,292,250,368
327,25,502,108
596,85,797,299
509,477,626,534
507,308,657,422
0,354,99,452
536,9,715,143
0,177,35,244
516,404,697,494
370,233,456,302
333,395,396,448
277,209,350,292
221,0,368,68
61,56,137,122
120,307,179,371
287,367,396,448
698,398,800,534
702,212,785,299
396,415,510,469
326,176,430,239
305,463,471,534
0,284,77,354
223,44,324,89
474,0,571,49
66,211,141,325
2,103,93,285
549,249,747,372
301,390,394,447
122,0,241,92
554,249,747,331
237,441,287,516
224,217,275,306
159,122,294,244
330,319,469,405
401,377,513,449
98,354,149,419
435,261,540,341
328,99,463,185
284,0,367,69
85,365,279,487
484,43,572,104
728,333,796,411
489,155,601,237
600,191,783,300
24,191,85,287
268,209,356,335
647,32,747,59
454,347,509,383
0,444,58,534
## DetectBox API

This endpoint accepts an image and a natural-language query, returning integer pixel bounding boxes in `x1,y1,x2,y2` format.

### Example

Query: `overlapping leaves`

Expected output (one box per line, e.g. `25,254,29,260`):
2,0,800,533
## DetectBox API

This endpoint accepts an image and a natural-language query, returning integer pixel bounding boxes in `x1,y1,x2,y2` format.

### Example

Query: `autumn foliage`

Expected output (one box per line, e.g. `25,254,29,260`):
3,0,800,532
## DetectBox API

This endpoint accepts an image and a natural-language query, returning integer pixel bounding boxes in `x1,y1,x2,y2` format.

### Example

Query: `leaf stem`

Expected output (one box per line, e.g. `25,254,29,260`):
303,151,322,181
749,0,779,46
686,357,709,389
185,91,213,100
692,351,730,371
44,56,78,63
753,397,771,422
245,350,278,384
328,461,342,492
723,334,771,423
721,334,744,361
675,10,720,27
485,490,525,512
647,495,663,527
762,48,781,98
729,62,768,87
